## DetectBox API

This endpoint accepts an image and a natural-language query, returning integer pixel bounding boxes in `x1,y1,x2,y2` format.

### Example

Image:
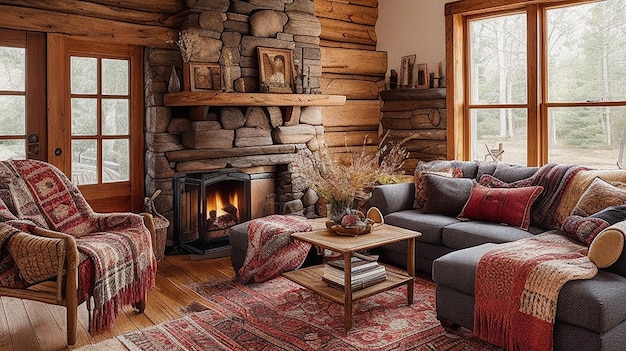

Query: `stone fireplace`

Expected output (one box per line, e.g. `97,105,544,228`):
143,0,340,251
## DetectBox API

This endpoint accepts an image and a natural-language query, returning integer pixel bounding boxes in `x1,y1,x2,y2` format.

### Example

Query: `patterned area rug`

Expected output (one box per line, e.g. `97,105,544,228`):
119,276,499,350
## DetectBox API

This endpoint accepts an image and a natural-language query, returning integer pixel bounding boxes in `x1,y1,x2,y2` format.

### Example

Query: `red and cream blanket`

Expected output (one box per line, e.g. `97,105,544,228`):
237,215,312,284
474,233,597,351
0,159,156,332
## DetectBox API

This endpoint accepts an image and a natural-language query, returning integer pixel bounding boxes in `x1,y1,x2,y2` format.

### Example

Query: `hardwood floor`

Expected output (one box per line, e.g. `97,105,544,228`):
0,253,236,351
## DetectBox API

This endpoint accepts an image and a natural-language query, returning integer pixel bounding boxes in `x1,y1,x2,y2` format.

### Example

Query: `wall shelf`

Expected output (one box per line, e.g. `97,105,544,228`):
164,92,346,107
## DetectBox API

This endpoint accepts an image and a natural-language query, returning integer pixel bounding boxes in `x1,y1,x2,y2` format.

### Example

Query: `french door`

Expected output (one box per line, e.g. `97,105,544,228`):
0,29,46,161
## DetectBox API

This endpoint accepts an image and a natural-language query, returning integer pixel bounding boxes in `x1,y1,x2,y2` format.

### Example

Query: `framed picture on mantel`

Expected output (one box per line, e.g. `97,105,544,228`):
189,62,222,92
258,47,295,93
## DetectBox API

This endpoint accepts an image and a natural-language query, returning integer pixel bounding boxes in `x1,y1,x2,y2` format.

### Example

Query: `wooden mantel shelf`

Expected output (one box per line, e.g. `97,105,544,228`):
163,92,346,107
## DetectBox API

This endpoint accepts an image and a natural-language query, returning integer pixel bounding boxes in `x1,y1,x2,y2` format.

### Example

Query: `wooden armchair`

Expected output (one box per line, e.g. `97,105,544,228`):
0,159,157,345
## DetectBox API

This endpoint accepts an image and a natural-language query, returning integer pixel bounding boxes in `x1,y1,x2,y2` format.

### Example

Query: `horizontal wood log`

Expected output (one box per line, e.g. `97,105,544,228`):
322,100,381,127
86,0,183,13
319,39,376,51
319,17,376,46
380,88,446,101
0,4,177,48
383,129,447,141
409,151,447,161
403,140,447,155
324,130,378,147
320,77,380,99
328,0,378,8
176,153,303,173
315,0,378,25
324,125,378,133
321,47,387,76
0,0,181,28
381,113,447,130
381,99,447,112
166,144,298,162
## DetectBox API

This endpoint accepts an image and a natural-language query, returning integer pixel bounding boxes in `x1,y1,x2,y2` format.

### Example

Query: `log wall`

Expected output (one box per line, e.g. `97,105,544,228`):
315,0,386,160
380,88,447,173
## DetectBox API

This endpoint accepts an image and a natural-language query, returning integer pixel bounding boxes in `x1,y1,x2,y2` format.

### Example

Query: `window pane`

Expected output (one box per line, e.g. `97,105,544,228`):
72,139,97,185
470,108,528,165
0,47,25,91
548,106,626,169
469,14,527,104
0,140,25,160
102,59,128,96
71,98,97,136
0,96,25,135
103,139,129,183
71,57,97,95
102,99,128,135
547,0,626,102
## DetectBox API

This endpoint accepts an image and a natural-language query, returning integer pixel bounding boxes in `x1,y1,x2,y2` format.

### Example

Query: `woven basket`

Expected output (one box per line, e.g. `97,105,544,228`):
145,190,169,261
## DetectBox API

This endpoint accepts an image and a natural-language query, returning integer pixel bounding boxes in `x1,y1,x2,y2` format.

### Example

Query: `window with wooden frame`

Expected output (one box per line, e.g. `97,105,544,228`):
446,0,626,168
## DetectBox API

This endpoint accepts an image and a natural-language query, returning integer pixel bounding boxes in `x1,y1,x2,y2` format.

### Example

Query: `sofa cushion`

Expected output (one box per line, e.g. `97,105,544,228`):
384,210,459,245
590,204,626,224
422,175,474,217
562,215,610,245
572,178,626,217
413,160,479,209
433,242,626,334
432,243,496,295
588,227,625,268
459,185,544,230
442,221,537,250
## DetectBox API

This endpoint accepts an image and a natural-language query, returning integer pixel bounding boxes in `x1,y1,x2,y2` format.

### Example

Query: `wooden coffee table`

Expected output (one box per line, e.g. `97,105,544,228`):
282,219,421,330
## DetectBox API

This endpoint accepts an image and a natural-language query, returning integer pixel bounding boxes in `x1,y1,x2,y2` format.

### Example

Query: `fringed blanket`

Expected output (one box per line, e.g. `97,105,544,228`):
474,233,598,351
529,164,588,230
0,159,156,333
237,215,312,284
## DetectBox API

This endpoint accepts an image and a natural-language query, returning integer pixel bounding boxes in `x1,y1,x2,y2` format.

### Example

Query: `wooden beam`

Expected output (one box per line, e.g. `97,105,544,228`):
85,0,184,14
315,0,378,26
0,4,177,48
322,100,381,127
320,76,381,99
321,47,387,76
0,0,182,27
319,17,377,46
163,92,347,107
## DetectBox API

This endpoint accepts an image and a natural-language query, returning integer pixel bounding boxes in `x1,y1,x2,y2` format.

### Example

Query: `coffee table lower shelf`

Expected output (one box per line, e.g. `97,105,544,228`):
282,264,413,305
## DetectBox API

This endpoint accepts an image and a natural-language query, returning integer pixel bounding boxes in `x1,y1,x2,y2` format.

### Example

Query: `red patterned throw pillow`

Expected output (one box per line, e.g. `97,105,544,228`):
459,185,544,230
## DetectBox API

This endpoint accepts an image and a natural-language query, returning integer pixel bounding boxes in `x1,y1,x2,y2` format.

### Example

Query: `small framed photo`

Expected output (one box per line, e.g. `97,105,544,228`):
189,62,222,92
400,54,416,88
416,63,429,89
257,47,295,93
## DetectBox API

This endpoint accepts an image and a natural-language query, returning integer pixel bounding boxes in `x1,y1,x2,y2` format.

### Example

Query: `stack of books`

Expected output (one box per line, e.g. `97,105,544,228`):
322,256,387,291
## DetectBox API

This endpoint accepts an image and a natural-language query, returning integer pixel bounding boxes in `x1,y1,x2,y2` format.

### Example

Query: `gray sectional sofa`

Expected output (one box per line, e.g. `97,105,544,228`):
367,161,626,351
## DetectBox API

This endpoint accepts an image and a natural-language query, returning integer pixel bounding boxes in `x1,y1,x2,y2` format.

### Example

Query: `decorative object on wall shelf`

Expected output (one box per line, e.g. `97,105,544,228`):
258,47,295,93
400,54,416,88
416,63,429,89
389,69,398,89
189,62,221,92
168,66,181,93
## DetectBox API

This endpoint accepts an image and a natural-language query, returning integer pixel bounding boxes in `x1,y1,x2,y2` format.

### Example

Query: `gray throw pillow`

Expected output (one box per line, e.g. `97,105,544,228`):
422,174,475,217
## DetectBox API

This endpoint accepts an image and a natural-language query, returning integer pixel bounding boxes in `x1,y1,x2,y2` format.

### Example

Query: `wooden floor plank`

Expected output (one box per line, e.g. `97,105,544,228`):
2,297,39,351
1,253,237,351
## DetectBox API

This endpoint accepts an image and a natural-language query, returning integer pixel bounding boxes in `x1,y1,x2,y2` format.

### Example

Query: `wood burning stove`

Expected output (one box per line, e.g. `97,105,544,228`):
174,169,251,254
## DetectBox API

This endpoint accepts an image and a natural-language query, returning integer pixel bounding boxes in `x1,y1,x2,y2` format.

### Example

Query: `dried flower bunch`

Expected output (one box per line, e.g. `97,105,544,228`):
175,30,198,63
295,132,413,203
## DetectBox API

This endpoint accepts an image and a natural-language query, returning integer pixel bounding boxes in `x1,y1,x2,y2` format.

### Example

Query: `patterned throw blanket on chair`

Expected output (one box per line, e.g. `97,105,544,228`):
0,159,157,332
474,233,598,351
237,215,312,284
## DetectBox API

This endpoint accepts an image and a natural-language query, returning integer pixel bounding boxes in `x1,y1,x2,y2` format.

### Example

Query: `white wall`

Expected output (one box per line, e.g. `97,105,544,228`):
376,0,450,82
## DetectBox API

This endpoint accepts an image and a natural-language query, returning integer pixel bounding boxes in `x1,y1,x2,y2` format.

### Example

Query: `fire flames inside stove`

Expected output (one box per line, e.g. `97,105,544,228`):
206,186,240,239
